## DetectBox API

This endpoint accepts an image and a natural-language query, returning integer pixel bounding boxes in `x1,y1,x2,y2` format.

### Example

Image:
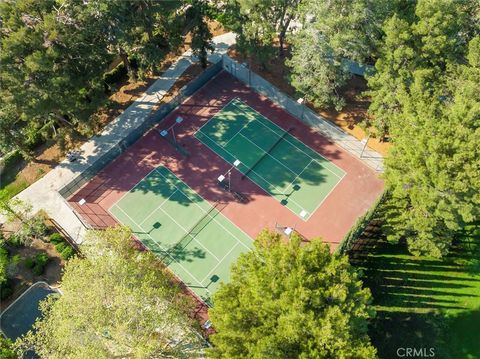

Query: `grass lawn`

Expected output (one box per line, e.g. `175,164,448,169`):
356,225,480,359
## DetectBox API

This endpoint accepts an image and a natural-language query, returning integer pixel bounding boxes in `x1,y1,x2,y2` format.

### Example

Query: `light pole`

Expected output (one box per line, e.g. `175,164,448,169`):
297,97,305,120
218,159,241,192
360,135,370,158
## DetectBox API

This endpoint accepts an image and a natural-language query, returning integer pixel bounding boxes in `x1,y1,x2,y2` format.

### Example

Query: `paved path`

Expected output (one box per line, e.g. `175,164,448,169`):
1,31,383,245
0,33,236,244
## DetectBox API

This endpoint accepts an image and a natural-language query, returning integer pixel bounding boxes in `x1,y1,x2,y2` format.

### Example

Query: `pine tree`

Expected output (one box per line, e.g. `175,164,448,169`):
382,36,480,257
287,0,388,110
216,0,301,67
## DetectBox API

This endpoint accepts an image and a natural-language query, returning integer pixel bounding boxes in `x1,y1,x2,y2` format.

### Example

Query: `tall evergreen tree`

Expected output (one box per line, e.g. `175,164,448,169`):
381,36,480,257
209,230,376,358
216,0,301,67
368,0,479,136
287,0,388,110
0,0,112,148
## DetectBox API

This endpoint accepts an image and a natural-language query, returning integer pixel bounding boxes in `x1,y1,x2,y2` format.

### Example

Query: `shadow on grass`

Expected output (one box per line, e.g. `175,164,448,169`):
351,223,480,358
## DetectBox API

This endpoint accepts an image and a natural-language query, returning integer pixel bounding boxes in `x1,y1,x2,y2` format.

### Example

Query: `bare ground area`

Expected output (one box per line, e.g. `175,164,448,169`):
0,20,227,202
227,45,391,157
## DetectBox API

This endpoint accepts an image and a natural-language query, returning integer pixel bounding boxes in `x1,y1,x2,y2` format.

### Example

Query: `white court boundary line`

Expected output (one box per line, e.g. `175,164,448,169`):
196,130,314,220
157,205,222,262
110,203,214,300
200,242,241,283
195,98,346,220
154,167,252,252
138,189,179,226
108,166,160,211
230,99,346,177
193,97,238,137
107,165,253,303
230,99,345,179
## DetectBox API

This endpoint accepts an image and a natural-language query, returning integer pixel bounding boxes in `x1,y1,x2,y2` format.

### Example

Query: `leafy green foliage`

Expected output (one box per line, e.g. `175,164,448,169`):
217,0,301,66
24,253,49,275
209,230,376,358
60,246,75,260
0,0,185,156
0,0,113,151
0,198,48,246
367,0,479,136
0,239,9,285
369,1,480,256
188,0,215,69
0,336,16,359
287,0,391,110
16,226,204,358
48,233,64,244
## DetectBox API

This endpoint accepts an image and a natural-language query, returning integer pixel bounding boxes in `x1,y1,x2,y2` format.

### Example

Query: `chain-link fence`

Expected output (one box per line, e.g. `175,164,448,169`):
59,60,223,199
222,55,384,172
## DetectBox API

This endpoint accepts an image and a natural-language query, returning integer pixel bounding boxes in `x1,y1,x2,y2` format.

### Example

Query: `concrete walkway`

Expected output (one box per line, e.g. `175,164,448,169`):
0,33,236,244
1,31,384,245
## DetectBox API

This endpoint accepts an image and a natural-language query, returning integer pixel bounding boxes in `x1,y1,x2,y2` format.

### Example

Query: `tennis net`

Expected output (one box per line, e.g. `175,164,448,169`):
242,127,293,179
170,202,224,251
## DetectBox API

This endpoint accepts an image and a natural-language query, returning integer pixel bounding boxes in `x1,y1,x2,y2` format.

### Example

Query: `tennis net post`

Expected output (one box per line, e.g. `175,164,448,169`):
158,129,190,158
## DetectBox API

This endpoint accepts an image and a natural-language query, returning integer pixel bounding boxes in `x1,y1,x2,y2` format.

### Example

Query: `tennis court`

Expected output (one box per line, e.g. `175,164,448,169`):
195,98,346,220
109,166,253,305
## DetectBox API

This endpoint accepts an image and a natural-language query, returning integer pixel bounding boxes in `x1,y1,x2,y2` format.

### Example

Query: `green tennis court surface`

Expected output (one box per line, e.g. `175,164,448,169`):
109,166,253,305
195,98,346,220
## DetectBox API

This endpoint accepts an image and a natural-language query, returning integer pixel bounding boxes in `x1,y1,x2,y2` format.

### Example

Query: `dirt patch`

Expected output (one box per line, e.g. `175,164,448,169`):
227,45,391,157
1,238,64,311
1,20,227,201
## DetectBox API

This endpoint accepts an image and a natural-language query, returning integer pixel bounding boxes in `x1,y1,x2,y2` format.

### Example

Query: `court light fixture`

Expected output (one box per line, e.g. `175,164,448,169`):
284,227,293,237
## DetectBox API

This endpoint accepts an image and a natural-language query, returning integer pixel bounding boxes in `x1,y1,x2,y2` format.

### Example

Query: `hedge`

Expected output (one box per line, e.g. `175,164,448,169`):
336,191,386,255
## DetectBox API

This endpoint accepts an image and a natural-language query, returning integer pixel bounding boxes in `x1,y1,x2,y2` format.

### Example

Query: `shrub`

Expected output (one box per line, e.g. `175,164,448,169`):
49,233,63,244
0,336,16,359
8,233,24,247
25,253,49,275
103,62,127,87
24,257,35,268
55,241,67,253
0,278,13,300
33,263,45,276
60,246,75,260
35,253,49,267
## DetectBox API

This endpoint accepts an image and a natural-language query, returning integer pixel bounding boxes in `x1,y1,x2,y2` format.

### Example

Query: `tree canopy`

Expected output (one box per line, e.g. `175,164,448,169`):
0,0,186,156
287,0,385,109
209,230,376,358
216,0,301,67
380,35,480,257
16,226,205,358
